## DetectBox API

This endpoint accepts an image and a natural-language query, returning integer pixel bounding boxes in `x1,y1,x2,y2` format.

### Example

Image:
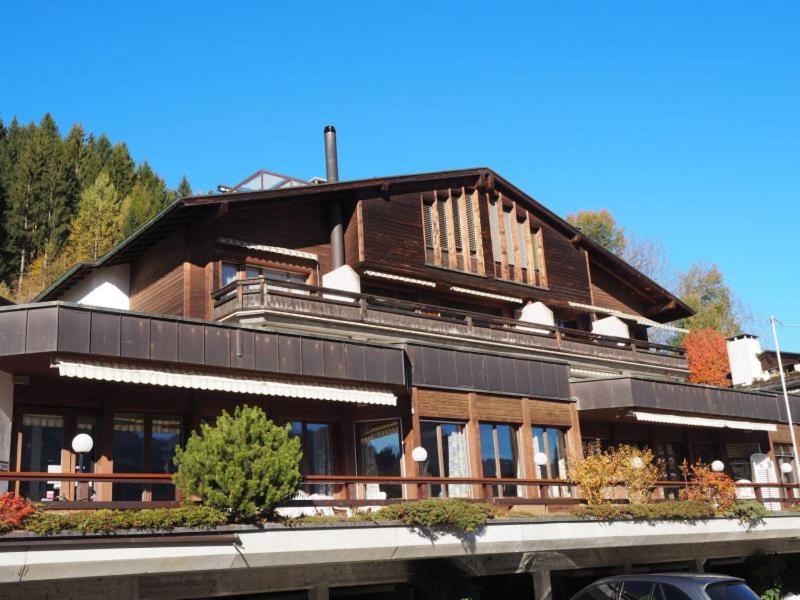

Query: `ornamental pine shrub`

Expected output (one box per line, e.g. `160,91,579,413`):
173,405,302,521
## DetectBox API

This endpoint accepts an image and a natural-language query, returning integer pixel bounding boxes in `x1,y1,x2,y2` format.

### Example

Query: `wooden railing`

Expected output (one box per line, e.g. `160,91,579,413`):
3,472,796,510
211,277,686,359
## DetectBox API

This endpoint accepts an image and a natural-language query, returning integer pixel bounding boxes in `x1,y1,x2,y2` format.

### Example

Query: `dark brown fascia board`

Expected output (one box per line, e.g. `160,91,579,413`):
0,301,408,388
36,166,691,322
571,375,800,424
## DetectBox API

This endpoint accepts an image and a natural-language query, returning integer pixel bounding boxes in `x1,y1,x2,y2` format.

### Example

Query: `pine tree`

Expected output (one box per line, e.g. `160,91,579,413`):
67,171,122,261
176,175,192,198
5,120,49,291
107,142,136,198
120,162,171,237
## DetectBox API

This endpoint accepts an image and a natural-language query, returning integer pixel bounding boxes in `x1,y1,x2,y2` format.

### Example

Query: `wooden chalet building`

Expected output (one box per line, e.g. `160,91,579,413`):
1,147,798,507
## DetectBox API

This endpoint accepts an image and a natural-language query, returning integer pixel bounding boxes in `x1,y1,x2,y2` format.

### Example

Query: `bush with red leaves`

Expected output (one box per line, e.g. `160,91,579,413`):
0,492,35,533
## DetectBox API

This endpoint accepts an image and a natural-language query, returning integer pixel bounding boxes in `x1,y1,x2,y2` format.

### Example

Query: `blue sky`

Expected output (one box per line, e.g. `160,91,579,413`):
2,2,798,347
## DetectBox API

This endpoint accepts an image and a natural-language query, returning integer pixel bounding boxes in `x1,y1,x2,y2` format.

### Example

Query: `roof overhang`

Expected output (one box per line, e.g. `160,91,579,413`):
572,376,800,425
55,359,396,406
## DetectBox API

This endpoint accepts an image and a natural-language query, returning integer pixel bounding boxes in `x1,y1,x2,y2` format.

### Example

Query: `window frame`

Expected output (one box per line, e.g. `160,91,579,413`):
479,421,521,498
419,419,470,498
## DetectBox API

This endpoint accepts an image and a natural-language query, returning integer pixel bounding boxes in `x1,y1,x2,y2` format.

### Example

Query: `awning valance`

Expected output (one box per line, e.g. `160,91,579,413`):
633,410,776,432
55,359,397,406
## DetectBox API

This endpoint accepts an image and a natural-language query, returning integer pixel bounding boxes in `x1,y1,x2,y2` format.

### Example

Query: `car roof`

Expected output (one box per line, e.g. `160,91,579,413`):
594,573,744,587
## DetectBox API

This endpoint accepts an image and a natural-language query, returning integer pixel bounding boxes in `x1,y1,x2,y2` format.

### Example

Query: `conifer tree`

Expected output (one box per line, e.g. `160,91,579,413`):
68,171,122,261
120,162,171,237
107,142,136,198
176,175,192,198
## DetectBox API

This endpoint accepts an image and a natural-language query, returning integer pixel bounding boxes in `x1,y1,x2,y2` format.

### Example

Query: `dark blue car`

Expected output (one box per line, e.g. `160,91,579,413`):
570,574,759,600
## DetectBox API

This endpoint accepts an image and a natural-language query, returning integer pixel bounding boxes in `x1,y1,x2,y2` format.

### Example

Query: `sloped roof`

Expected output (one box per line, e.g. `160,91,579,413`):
34,167,693,321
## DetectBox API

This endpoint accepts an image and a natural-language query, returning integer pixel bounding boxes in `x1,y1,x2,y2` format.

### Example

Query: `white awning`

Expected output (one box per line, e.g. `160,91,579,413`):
216,237,319,262
567,301,688,333
363,269,437,288
54,359,396,406
633,410,776,432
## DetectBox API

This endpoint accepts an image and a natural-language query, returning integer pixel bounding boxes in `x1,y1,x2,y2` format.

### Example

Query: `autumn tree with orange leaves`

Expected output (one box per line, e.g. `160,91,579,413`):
683,328,731,387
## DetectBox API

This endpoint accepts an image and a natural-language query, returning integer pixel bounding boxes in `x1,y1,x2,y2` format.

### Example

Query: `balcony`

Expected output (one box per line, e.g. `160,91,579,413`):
211,278,687,372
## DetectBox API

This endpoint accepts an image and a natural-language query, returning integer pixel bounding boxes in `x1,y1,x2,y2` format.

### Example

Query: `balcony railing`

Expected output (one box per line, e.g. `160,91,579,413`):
211,278,686,364
3,472,795,512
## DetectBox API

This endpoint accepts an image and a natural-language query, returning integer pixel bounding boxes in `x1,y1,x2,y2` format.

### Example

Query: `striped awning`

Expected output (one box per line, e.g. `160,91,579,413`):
55,359,397,406
633,410,776,432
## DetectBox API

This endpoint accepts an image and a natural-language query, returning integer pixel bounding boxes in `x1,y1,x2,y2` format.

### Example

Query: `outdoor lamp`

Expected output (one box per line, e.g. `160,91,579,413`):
411,447,428,462
781,462,794,475
631,457,644,470
71,433,93,455
534,452,548,467
711,460,725,473
71,433,93,502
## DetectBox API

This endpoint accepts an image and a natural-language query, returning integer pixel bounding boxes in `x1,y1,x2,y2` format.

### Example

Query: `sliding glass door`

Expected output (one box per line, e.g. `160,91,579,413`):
20,414,64,500
420,420,469,498
355,420,402,499
479,423,520,497
290,421,333,495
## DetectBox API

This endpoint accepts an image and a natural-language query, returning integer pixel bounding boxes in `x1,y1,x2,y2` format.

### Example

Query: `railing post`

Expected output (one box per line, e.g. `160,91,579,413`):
417,482,427,499
465,315,474,334
359,297,368,320
555,329,563,349
755,484,764,506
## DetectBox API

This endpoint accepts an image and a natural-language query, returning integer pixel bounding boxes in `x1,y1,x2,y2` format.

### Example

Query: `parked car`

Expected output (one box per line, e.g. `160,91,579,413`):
570,574,759,600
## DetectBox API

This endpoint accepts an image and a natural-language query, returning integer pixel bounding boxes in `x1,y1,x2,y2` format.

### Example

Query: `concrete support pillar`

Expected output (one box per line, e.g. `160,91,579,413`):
0,371,13,493
693,557,706,573
309,585,330,600
532,569,552,600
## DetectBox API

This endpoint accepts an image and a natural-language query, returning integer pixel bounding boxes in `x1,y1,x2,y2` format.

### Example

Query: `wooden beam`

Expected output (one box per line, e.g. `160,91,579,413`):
569,234,582,248
646,300,677,317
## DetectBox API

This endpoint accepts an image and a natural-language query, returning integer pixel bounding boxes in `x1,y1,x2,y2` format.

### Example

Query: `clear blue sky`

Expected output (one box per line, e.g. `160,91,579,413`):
3,2,798,347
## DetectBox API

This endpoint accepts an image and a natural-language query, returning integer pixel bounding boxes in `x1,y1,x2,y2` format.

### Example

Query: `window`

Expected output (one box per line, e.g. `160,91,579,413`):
245,265,308,294
705,583,759,600
652,442,688,499
487,195,547,287
355,420,403,499
421,189,483,274
533,426,570,497
221,262,239,287
113,414,183,501
573,582,618,600
775,443,796,497
420,420,469,498
290,421,333,495
20,414,64,501
479,423,520,497
620,582,657,600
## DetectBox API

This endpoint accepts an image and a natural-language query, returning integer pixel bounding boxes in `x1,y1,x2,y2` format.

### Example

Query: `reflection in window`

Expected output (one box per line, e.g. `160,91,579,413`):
221,262,238,287
290,421,332,495
532,426,570,497
151,417,183,501
420,420,469,498
355,420,402,499
20,414,64,500
479,423,520,497
113,414,145,501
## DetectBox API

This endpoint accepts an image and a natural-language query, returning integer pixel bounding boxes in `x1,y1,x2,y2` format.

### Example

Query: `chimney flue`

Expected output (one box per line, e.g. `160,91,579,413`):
324,125,339,183
324,126,345,270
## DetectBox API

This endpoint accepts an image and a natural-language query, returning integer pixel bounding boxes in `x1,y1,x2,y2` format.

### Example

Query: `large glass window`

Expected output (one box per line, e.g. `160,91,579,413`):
151,416,183,501
653,442,688,499
355,420,402,499
290,421,333,495
532,426,570,497
479,423,520,497
775,443,797,498
420,420,469,498
113,414,146,501
113,414,183,501
20,414,64,501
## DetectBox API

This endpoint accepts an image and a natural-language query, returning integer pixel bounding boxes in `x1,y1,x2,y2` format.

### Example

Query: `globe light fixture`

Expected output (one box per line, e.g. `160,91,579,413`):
711,460,725,473
71,433,93,454
631,457,644,470
781,462,794,475
534,452,548,467
411,446,428,463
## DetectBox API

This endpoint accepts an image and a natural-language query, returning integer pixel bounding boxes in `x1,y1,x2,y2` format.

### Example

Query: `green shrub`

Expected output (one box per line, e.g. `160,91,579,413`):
719,500,768,527
375,499,496,533
23,505,227,536
573,500,716,521
173,405,302,520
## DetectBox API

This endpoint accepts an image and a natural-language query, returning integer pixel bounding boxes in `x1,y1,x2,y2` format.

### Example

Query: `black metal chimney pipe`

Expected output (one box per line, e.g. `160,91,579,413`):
324,125,345,270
